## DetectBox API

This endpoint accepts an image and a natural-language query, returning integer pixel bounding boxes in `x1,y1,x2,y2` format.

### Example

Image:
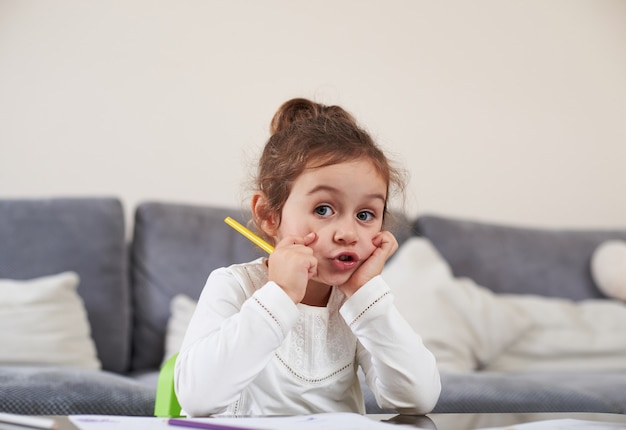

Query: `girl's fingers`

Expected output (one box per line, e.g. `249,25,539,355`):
372,231,398,258
269,233,317,303
277,232,316,248
303,232,317,246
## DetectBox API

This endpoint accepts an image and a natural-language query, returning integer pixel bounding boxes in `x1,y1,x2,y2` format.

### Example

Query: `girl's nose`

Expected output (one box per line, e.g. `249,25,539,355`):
333,219,358,244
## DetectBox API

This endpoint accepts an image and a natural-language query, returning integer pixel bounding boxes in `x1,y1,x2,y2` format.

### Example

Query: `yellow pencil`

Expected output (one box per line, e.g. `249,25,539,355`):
224,217,275,254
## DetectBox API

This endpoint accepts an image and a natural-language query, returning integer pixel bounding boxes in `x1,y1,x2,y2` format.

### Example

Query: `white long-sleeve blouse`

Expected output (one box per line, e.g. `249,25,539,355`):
174,258,441,417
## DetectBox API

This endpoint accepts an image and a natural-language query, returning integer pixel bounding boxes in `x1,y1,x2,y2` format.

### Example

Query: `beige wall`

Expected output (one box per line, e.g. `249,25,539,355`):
1,0,625,229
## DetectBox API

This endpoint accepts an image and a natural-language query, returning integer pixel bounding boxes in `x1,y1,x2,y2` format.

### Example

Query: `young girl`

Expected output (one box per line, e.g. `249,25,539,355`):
174,98,441,416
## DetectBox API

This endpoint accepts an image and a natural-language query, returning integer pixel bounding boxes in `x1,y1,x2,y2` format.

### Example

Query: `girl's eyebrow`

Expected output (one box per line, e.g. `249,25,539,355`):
307,185,386,203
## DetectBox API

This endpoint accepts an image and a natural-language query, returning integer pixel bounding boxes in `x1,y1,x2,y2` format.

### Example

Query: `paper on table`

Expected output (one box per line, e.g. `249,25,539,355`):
69,413,422,430
478,418,626,430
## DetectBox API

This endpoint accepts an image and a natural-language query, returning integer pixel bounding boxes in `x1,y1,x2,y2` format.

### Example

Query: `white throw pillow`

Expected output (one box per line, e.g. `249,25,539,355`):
591,240,626,301
486,295,626,372
385,237,626,373
163,294,197,364
0,271,101,369
383,237,532,372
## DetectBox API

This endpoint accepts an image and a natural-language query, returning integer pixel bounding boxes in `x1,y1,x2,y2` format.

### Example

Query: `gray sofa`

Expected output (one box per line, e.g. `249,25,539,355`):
1,197,625,415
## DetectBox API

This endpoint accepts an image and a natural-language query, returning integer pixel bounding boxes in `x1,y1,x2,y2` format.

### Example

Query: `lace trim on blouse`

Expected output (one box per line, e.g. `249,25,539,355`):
275,287,356,383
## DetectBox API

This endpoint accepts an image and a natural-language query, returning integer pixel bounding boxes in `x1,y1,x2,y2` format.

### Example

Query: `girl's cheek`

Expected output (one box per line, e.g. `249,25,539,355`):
365,245,377,259
359,239,376,258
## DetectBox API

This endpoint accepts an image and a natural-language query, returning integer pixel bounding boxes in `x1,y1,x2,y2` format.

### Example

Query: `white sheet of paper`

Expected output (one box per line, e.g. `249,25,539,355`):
69,413,420,430
478,418,626,430
70,415,626,430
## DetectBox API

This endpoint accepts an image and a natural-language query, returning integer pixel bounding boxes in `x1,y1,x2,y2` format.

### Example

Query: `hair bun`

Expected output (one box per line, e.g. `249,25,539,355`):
270,98,356,135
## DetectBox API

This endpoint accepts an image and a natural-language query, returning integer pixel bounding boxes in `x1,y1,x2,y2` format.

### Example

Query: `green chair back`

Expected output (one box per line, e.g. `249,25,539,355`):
154,353,183,417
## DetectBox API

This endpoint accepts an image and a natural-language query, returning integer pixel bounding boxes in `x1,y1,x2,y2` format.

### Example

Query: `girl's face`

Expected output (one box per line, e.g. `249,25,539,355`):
275,159,387,288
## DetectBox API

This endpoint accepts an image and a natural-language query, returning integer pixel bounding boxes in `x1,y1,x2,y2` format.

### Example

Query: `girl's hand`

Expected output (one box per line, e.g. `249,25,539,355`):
267,233,317,304
339,231,398,298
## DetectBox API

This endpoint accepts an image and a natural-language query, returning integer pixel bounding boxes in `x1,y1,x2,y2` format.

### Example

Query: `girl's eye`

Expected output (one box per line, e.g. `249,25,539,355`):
314,205,334,217
356,211,375,222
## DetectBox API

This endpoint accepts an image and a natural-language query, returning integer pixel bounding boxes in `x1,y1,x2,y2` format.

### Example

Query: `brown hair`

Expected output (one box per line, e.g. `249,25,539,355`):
253,98,406,234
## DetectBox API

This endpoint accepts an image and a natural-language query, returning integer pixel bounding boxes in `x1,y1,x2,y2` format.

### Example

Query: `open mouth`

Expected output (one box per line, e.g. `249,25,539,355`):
332,252,359,270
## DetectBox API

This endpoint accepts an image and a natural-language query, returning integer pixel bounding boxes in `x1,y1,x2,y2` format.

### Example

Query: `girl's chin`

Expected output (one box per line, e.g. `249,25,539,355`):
312,272,353,288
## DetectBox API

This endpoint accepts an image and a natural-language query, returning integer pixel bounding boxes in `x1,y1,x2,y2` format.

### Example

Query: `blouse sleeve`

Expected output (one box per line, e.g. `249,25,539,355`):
174,266,300,416
340,275,442,414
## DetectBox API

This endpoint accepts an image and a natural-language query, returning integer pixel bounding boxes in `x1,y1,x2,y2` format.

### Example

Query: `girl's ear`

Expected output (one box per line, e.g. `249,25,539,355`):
251,192,279,238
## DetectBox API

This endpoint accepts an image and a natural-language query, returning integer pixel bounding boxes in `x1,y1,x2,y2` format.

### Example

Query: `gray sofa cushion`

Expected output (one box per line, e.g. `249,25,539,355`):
415,214,626,301
0,366,154,415
363,371,626,414
432,371,626,414
130,202,262,371
0,198,130,373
